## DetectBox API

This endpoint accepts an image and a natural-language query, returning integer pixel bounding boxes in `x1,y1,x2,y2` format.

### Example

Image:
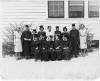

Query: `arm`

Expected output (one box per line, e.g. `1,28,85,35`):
24,31,32,41
77,30,80,45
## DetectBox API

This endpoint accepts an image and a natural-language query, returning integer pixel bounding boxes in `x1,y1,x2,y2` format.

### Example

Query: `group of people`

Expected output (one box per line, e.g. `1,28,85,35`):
14,24,88,61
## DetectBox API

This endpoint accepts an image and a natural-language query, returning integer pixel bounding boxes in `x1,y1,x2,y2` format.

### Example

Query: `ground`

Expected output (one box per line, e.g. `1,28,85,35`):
0,49,100,80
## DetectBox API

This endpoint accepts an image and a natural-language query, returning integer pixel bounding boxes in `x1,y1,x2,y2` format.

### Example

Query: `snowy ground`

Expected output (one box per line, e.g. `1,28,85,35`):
0,49,100,80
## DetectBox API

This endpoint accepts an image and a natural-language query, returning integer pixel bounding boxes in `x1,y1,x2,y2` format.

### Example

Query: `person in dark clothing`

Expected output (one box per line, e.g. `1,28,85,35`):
54,26,61,40
38,25,47,61
46,26,54,61
21,25,32,59
54,26,62,60
47,35,55,61
31,29,39,60
54,34,62,60
61,27,70,60
69,24,80,58
40,40,48,61
38,25,46,41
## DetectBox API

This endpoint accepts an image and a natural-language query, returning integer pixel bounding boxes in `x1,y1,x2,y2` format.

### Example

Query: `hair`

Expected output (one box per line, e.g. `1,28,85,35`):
48,26,51,29
79,24,85,30
80,24,85,27
72,24,75,27
63,27,67,31
33,29,37,33
25,25,29,28
39,25,44,29
56,26,59,29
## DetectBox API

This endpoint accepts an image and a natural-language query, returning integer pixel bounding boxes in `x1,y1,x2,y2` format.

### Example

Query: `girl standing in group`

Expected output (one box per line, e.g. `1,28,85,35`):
14,27,22,59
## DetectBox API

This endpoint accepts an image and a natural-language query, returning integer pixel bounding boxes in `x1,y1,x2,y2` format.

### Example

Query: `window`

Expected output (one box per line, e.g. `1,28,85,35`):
68,1,84,18
48,1,64,18
88,1,99,18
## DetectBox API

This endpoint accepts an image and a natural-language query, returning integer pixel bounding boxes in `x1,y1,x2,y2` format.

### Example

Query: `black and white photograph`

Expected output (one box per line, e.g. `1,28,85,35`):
0,0,100,80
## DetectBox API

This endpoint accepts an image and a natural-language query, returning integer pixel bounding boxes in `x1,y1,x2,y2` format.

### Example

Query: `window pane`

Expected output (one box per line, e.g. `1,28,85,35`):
53,1,59,5
69,1,84,18
54,5,59,10
88,1,99,18
59,1,64,5
48,1,64,18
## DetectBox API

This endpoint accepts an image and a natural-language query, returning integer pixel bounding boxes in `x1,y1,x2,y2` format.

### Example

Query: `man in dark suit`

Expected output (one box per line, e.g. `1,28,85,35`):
69,24,80,58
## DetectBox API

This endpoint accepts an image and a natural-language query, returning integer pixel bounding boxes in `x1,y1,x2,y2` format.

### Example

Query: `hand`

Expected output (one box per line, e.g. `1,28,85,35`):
36,47,38,50
50,48,53,50
85,42,87,44
56,46,60,49
43,48,45,50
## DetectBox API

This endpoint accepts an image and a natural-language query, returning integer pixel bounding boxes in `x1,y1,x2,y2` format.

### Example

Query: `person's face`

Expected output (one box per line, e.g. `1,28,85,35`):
26,27,29,31
80,25,85,29
40,28,44,31
72,26,76,29
32,31,35,34
17,27,20,32
48,26,51,31
50,37,53,41
56,28,59,31
63,29,67,32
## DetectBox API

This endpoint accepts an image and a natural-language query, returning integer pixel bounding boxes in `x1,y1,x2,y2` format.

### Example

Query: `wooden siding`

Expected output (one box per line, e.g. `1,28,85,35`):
0,0,100,39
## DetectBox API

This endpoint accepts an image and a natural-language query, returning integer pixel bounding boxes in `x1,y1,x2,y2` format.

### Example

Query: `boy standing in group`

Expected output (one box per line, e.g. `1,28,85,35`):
69,24,80,58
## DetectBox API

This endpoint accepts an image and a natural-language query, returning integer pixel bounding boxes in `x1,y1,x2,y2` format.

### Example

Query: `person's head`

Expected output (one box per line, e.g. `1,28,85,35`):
32,29,37,34
50,35,53,41
79,24,85,30
15,28,17,31
17,27,21,32
63,27,67,32
72,24,76,29
39,25,44,31
47,26,51,32
25,25,30,31
56,26,59,31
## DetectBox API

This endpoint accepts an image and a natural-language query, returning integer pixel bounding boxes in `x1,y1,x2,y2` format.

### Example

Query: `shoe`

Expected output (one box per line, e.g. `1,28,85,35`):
16,57,22,60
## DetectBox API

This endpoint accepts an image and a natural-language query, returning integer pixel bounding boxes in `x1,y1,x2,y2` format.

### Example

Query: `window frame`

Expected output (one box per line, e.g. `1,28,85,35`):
68,0,85,18
88,0,99,18
48,0,65,18
47,0,100,19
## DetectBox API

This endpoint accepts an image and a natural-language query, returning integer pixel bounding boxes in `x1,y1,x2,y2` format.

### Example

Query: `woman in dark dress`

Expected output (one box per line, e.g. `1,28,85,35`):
21,25,32,59
61,27,70,60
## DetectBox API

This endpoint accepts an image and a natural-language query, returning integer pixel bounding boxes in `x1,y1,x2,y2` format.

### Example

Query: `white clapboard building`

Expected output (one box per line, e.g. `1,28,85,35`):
0,0,100,40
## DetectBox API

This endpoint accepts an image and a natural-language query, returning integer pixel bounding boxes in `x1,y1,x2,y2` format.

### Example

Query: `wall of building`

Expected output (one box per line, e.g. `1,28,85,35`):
0,0,100,40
